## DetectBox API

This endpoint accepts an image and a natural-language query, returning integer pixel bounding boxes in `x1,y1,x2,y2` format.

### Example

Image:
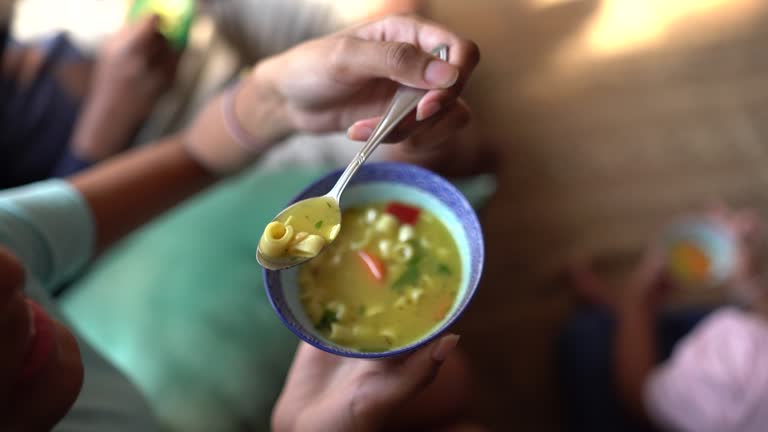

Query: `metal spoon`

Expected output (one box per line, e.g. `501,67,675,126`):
257,44,449,271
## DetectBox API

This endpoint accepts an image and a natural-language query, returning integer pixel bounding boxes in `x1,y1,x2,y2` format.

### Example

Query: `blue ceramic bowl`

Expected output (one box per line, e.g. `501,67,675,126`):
263,162,484,358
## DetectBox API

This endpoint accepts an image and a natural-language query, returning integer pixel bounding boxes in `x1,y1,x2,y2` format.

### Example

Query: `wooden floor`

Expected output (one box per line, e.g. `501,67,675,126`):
429,0,768,429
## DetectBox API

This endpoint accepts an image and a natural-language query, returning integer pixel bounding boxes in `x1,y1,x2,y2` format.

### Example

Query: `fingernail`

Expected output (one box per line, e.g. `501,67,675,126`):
431,334,460,362
347,124,374,141
424,60,459,88
417,101,441,121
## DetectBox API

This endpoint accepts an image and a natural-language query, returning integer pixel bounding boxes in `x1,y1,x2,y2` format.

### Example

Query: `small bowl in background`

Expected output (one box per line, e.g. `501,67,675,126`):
663,218,737,285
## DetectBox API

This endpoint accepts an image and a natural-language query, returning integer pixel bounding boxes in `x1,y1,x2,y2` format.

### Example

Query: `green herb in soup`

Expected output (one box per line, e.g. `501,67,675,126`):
298,202,461,351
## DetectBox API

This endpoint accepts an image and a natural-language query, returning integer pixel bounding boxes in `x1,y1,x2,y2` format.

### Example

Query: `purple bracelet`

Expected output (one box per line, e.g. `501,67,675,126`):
221,83,266,152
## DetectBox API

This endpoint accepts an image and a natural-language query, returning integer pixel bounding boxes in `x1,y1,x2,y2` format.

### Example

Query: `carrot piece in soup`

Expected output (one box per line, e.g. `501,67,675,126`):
433,298,453,321
358,250,387,282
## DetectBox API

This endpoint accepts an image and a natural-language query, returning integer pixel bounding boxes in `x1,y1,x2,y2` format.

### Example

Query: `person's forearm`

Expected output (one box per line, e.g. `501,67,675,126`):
69,99,135,162
614,297,657,419
69,136,214,253
69,65,290,254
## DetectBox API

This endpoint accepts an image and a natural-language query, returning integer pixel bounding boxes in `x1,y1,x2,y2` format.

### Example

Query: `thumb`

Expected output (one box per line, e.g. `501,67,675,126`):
350,334,460,428
332,38,459,89
382,333,460,401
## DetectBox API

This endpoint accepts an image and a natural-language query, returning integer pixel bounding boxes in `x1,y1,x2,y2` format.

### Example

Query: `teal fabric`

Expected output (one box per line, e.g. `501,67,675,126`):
60,167,496,431
0,180,157,432
0,179,93,289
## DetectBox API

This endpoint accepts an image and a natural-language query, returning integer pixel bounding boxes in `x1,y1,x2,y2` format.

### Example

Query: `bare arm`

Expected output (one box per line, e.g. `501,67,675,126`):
613,252,669,421
614,294,657,419
69,16,179,163
69,67,290,253
69,136,213,253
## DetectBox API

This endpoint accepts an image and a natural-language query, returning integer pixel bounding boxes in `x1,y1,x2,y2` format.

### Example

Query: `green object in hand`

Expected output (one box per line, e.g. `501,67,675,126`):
128,0,195,50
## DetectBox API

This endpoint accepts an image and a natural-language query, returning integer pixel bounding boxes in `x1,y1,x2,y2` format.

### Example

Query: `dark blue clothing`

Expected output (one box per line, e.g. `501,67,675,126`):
0,30,90,189
558,306,712,432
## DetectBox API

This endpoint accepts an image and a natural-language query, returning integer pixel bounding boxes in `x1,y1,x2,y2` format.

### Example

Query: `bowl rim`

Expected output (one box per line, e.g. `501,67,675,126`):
263,161,484,358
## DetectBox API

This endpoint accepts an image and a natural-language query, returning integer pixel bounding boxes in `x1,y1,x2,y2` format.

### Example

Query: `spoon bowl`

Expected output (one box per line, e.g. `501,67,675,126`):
257,194,341,270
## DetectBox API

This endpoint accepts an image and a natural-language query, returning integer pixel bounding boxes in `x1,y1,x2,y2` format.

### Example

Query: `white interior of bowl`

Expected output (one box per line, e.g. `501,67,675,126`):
280,181,472,352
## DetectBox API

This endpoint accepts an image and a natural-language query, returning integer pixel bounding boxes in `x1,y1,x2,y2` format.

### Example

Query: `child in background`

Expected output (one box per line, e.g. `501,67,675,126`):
560,206,768,432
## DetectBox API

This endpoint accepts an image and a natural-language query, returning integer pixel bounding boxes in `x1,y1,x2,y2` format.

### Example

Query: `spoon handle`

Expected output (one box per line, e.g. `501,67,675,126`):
327,44,449,200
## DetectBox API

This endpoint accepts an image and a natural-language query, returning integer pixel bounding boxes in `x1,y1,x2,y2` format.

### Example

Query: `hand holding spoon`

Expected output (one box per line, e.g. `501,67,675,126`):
257,44,449,271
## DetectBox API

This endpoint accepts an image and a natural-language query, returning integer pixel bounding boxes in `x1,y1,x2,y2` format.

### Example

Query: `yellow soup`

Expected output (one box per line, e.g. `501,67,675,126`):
259,196,341,261
298,202,461,352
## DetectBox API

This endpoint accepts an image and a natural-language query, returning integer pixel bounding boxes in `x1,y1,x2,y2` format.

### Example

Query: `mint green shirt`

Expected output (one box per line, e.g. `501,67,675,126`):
0,180,156,431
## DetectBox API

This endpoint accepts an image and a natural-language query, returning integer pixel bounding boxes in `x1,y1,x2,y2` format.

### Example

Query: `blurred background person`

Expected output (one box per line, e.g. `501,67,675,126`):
0,3,178,188
560,206,768,432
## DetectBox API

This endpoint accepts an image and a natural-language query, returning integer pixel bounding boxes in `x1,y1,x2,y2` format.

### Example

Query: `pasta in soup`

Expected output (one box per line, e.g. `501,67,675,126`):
299,202,461,351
